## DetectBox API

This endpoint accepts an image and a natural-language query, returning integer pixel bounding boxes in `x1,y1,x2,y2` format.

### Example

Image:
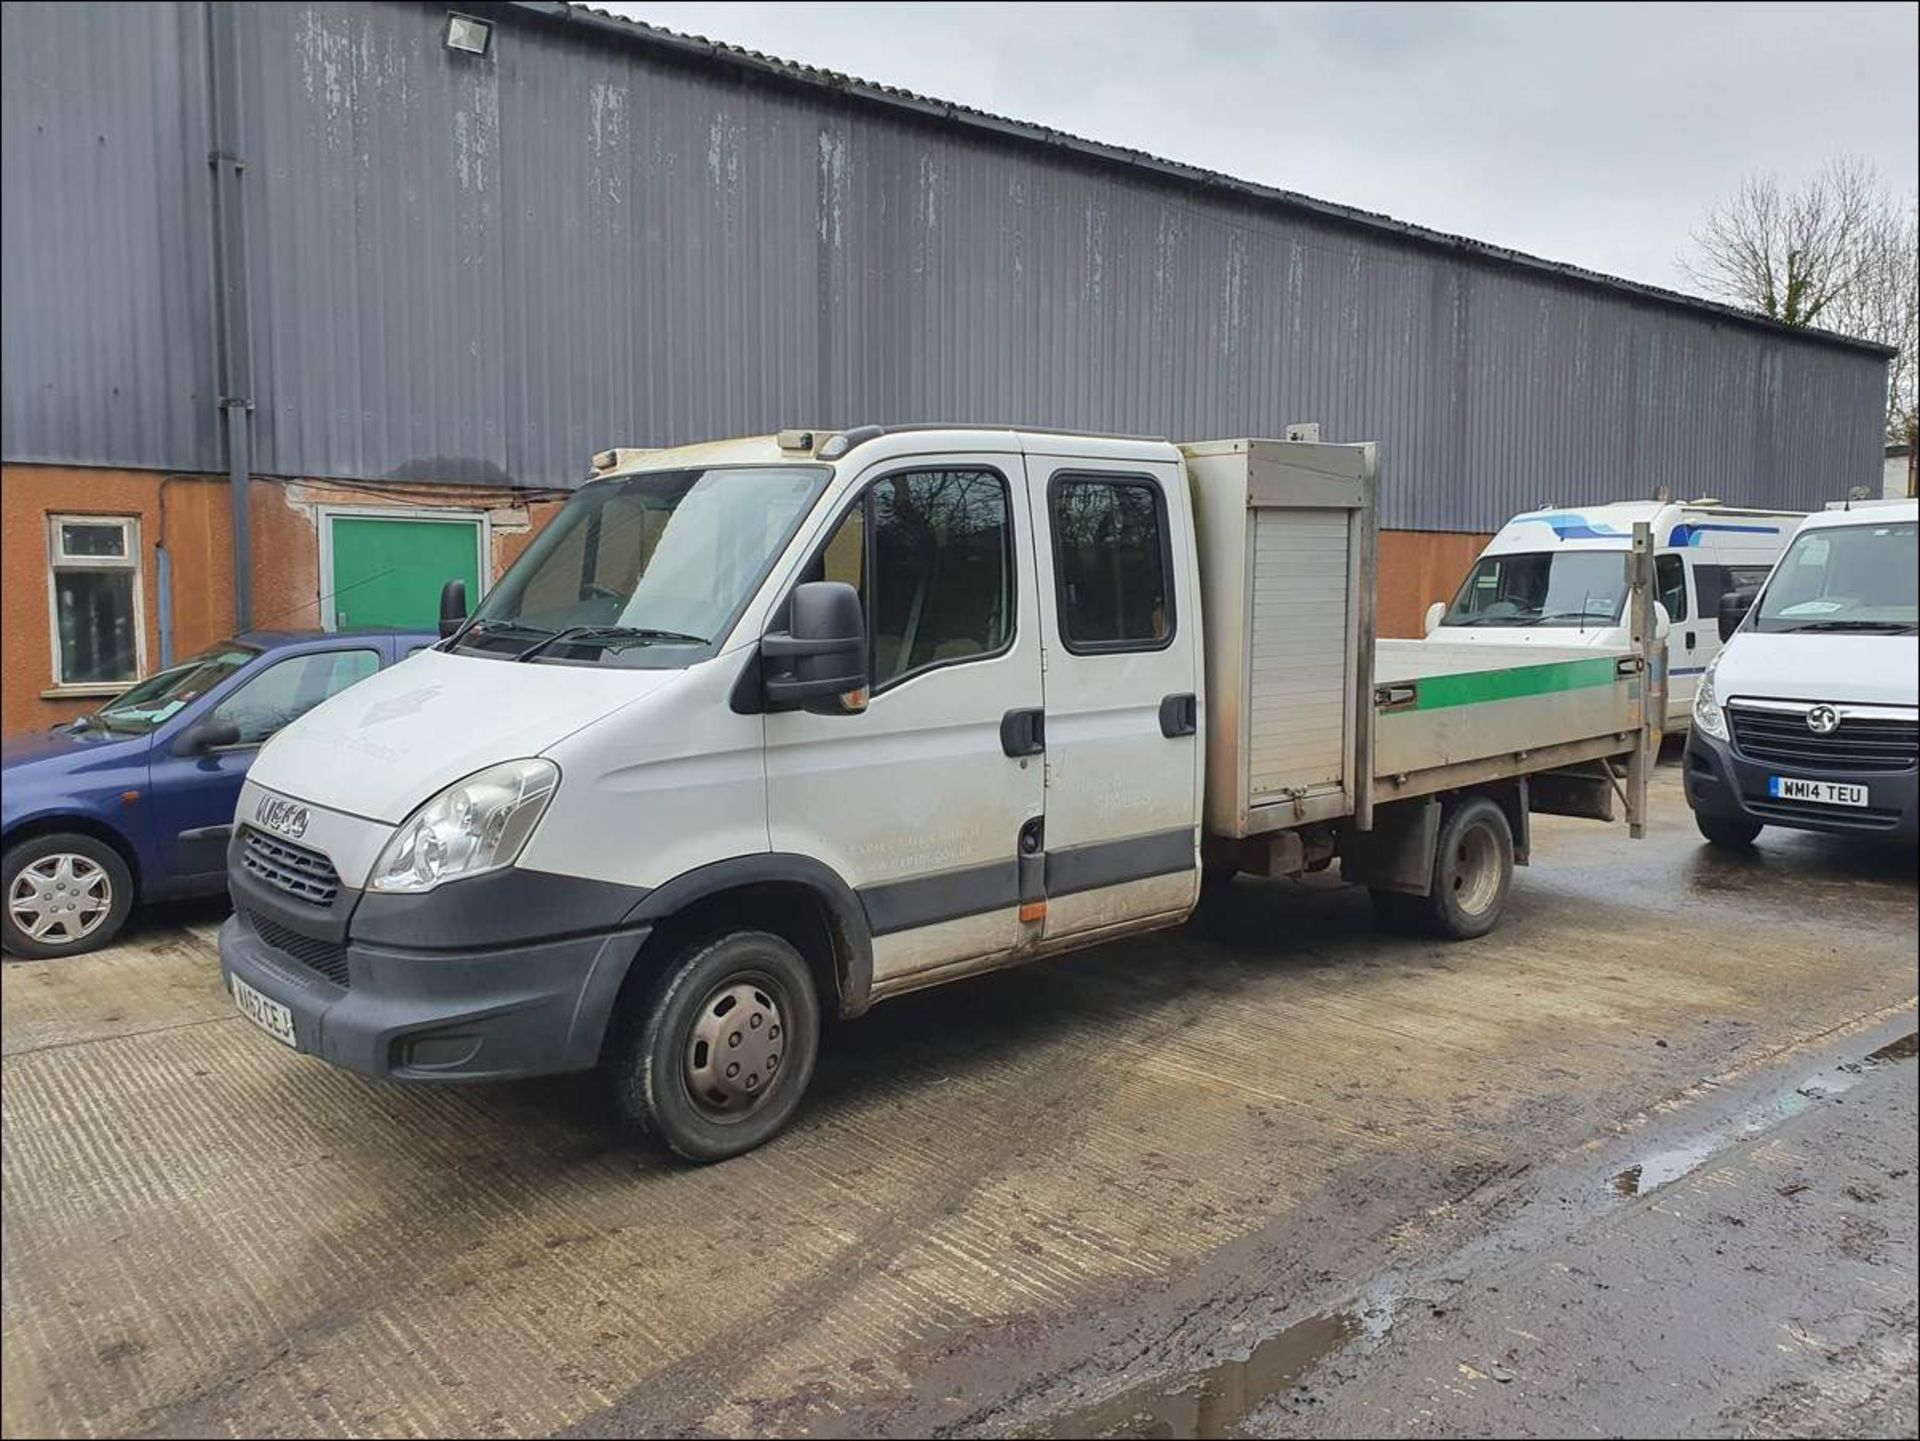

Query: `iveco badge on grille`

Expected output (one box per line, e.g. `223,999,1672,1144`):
255,795,310,839
1806,705,1840,735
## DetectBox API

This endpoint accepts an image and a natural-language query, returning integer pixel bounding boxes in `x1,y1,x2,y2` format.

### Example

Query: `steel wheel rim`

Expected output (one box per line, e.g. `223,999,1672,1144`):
9,853,113,945
1450,824,1502,917
683,971,789,1123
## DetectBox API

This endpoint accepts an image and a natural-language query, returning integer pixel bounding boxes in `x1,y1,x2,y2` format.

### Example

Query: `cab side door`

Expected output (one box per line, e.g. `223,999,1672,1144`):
1656,552,1697,721
1023,453,1202,943
764,454,1046,992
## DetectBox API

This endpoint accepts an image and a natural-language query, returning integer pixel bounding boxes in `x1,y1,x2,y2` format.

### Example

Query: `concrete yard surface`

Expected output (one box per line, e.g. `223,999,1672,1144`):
1,766,1915,1439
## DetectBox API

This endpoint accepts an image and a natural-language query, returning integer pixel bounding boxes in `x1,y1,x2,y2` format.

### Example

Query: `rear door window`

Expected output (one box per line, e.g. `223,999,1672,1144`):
1048,475,1176,652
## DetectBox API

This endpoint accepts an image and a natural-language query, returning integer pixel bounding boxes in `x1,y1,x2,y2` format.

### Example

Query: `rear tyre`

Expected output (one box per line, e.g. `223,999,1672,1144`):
2,832,134,960
1415,796,1514,941
1368,887,1423,933
605,929,820,1163
1695,813,1762,849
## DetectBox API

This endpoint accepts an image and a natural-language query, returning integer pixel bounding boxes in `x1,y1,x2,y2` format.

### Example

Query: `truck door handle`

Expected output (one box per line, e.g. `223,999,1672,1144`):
1685,631,1697,650
1000,707,1045,757
1159,692,1198,737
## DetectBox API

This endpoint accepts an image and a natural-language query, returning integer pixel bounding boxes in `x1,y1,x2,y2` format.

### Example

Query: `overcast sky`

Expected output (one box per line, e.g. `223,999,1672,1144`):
603,1,1918,298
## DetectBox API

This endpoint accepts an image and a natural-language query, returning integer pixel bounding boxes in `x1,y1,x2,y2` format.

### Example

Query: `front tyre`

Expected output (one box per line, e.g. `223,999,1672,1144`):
606,930,820,1163
2,832,134,959
1695,813,1762,849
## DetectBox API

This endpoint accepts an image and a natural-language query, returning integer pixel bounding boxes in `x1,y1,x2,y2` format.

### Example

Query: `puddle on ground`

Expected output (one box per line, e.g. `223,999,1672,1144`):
1867,1031,1919,1064
1036,1311,1360,1440
1609,1136,1719,1196
1608,1030,1919,1197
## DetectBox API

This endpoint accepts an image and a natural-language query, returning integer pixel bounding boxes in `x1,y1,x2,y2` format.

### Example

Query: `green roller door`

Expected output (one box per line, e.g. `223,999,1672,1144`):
327,515,481,630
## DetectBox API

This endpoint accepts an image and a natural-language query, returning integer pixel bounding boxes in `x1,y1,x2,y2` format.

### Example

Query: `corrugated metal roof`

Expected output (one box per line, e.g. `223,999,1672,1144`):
511,0,1896,363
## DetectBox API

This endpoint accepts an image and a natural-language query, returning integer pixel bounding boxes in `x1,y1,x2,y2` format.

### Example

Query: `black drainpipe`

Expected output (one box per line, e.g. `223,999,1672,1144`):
207,0,254,631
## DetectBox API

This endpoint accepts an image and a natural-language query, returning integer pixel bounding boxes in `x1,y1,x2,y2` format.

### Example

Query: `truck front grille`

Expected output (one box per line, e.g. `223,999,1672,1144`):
1728,706,1918,774
240,828,341,906
246,911,351,988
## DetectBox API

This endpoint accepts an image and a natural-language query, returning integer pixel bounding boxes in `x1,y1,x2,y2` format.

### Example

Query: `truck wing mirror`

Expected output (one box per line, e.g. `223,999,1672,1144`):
439,578,469,638
1652,601,1671,643
1718,587,1757,643
1423,601,1446,637
173,715,242,756
762,581,868,715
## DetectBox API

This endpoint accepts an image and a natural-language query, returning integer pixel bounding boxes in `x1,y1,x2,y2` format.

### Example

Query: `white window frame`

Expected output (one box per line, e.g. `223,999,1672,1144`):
44,514,147,697
316,505,491,633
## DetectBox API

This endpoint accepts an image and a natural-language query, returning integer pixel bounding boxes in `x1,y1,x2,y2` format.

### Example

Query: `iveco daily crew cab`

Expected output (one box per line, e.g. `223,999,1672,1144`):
1423,500,1800,726
1686,499,1918,847
221,428,1663,1161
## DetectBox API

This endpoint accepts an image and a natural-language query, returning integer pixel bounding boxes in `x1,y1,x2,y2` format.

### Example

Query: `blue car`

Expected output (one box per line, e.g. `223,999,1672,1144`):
3,629,435,958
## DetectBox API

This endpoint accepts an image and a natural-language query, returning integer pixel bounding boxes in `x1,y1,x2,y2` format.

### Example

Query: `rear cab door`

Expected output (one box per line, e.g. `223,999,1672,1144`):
1021,437,1202,942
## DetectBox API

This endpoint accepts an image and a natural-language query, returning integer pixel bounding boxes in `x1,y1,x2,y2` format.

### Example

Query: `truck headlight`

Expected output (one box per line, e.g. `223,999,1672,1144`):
1692,659,1729,741
369,759,559,893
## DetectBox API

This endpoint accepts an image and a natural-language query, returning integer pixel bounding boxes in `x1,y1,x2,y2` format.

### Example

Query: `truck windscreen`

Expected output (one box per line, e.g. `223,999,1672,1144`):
1443,550,1630,628
456,465,828,663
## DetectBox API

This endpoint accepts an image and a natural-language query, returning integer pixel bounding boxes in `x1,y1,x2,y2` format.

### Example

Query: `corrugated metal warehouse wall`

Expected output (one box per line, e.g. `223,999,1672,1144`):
1,0,1891,529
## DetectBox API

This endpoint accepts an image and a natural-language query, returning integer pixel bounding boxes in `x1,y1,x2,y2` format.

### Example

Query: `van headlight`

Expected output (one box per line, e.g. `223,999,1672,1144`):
369,759,559,893
1692,658,1729,741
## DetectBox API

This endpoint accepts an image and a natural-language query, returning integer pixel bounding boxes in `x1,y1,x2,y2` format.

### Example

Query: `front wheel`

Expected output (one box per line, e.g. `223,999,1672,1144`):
2,832,134,959
605,930,820,1163
1695,813,1762,849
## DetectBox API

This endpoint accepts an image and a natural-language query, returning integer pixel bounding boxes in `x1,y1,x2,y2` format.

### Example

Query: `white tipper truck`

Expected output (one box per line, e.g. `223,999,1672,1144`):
221,428,1663,1160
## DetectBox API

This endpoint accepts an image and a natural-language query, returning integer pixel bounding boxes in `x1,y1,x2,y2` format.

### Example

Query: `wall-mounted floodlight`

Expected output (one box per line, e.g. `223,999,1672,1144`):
445,13,492,56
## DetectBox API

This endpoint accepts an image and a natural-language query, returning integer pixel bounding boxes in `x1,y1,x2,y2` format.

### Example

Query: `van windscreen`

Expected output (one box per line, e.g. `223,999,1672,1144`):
1443,551,1630,628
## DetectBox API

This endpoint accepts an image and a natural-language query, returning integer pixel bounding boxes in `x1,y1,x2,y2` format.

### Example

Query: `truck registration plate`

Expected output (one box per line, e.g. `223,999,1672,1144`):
1768,776,1868,808
232,974,296,1047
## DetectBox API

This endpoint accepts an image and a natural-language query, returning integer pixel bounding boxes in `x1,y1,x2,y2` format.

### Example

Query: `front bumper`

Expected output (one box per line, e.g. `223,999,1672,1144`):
218,838,653,1082
219,909,647,1080
1685,728,1918,844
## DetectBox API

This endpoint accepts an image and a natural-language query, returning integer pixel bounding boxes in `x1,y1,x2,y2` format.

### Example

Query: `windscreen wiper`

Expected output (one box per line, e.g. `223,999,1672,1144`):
442,618,547,652
513,624,708,661
1516,610,1616,626
1784,619,1918,633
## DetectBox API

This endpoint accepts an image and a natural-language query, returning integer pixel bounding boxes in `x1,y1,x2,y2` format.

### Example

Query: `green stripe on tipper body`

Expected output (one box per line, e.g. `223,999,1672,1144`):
1409,656,1622,712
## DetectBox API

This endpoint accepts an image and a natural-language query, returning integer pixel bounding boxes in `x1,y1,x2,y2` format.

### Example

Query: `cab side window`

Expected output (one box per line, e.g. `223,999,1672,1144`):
210,650,379,745
1655,553,1689,623
1049,474,1175,652
808,469,1013,691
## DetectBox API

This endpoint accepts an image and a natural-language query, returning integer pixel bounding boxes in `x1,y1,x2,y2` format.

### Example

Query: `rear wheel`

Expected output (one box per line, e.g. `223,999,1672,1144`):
1368,887,1423,932
1695,813,1762,849
605,930,820,1163
2,832,133,960
1401,796,1515,941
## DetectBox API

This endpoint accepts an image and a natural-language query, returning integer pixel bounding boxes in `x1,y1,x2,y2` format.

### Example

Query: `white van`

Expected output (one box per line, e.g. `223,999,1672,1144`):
1686,500,1917,847
1423,501,1801,725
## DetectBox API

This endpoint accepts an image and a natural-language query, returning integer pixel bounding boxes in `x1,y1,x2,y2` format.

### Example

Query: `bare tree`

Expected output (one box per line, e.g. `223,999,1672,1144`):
1681,157,1919,443
1829,194,1919,447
